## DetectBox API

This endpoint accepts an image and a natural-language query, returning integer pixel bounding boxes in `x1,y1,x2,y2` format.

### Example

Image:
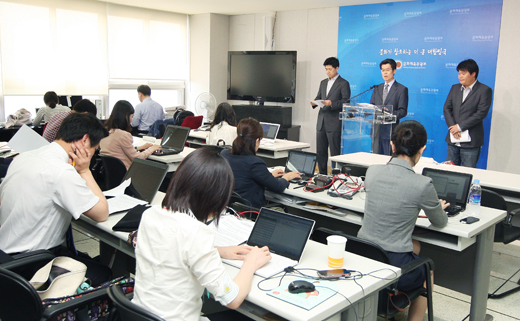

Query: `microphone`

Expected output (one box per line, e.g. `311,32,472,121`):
347,85,376,103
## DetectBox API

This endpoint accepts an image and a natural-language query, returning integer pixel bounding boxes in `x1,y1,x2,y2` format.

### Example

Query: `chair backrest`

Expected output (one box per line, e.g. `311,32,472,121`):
482,188,520,244
174,110,194,126
100,154,127,191
0,268,43,321
481,188,507,210
311,227,390,264
107,285,165,321
180,116,203,130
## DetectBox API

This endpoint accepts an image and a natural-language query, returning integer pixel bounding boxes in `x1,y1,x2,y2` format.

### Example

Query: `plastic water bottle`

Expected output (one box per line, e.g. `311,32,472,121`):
467,179,481,218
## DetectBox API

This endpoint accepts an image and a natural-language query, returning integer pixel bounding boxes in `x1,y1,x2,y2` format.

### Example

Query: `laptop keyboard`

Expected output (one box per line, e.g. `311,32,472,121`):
445,204,463,217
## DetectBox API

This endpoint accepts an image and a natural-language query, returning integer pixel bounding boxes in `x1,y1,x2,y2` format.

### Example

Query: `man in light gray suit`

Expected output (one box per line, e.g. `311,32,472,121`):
443,59,492,168
370,58,408,155
311,57,351,174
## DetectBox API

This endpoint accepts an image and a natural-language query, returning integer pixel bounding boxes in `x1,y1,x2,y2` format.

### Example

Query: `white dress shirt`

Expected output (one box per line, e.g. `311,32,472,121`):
133,206,239,321
0,142,99,253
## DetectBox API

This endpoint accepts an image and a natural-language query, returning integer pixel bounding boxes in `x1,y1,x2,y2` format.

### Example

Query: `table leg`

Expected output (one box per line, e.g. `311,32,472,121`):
470,225,495,321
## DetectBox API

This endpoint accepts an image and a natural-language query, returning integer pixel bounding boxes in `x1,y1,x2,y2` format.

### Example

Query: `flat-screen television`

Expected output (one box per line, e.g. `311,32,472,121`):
227,51,297,104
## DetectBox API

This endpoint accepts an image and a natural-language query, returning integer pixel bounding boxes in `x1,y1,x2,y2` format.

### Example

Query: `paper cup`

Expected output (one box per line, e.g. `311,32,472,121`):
327,235,347,268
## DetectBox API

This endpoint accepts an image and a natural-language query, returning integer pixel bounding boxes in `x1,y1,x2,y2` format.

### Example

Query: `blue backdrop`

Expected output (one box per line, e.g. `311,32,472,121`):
337,0,502,168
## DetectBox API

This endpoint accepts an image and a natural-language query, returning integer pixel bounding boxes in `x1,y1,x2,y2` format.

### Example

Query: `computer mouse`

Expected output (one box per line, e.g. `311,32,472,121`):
288,280,315,294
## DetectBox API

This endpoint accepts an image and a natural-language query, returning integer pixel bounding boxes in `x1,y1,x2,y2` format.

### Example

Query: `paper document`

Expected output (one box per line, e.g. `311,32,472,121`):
310,99,325,108
208,215,254,247
450,130,471,143
103,178,131,197
8,125,49,153
107,194,147,215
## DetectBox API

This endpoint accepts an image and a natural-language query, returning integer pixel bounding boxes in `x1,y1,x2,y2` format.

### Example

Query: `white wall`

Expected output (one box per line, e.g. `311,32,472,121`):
488,0,520,174
190,13,230,115
222,0,520,174
228,9,338,153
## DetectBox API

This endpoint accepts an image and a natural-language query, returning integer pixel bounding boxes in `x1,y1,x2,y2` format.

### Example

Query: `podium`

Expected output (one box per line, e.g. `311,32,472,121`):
340,104,397,155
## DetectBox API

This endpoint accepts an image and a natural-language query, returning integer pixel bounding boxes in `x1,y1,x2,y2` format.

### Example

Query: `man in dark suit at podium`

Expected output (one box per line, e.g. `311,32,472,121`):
311,57,351,174
443,59,492,168
370,58,408,155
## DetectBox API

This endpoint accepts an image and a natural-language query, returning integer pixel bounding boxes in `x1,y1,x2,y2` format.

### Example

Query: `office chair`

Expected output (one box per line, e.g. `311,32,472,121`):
180,115,203,130
0,249,55,280
481,188,520,299
0,267,43,321
108,284,165,321
311,227,434,321
100,154,127,191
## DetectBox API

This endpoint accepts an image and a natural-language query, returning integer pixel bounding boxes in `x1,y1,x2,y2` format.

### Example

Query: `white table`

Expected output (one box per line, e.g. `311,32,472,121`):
331,152,520,204
225,241,400,321
73,192,400,321
272,152,511,321
133,136,195,172
188,130,311,160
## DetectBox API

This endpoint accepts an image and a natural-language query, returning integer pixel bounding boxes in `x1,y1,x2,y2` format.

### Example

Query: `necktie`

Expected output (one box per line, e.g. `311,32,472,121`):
382,84,389,104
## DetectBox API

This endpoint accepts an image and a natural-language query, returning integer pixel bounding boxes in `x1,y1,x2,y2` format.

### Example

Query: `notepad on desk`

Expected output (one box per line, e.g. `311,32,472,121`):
107,194,147,215
208,215,254,247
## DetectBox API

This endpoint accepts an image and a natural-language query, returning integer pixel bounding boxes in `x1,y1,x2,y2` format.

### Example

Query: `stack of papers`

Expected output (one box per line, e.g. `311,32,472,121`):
208,215,254,247
103,179,147,214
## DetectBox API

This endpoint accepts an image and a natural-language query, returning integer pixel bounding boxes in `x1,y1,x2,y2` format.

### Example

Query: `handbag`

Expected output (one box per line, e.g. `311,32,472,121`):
29,256,87,300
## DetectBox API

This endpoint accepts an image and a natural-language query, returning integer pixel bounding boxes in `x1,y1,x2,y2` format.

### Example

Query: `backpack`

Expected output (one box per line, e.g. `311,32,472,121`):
174,110,194,126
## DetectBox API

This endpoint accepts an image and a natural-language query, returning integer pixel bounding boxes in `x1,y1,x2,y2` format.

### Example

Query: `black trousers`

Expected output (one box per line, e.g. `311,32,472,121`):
316,128,341,175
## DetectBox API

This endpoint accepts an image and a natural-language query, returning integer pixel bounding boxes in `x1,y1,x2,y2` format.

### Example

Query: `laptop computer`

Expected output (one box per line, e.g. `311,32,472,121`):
153,125,190,156
260,122,280,145
107,158,168,214
223,208,315,278
285,150,317,183
422,167,473,217
124,158,168,203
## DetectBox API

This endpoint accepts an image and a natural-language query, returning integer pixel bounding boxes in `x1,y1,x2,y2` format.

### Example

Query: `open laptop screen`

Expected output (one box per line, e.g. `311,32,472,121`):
161,125,190,150
422,168,473,206
247,208,315,261
285,150,317,176
260,122,280,141
123,158,168,203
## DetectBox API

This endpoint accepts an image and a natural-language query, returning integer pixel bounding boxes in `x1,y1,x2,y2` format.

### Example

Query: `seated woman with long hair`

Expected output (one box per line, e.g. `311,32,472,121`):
133,147,271,320
207,102,237,146
357,120,449,321
221,118,301,208
100,100,161,169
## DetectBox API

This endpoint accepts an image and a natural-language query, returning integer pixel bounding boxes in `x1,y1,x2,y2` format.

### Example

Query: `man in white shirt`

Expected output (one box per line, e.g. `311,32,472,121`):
0,113,111,285
131,85,165,133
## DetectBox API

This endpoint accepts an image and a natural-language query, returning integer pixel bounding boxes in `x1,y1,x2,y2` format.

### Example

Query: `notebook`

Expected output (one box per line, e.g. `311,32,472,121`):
422,167,473,217
260,122,280,145
285,150,317,181
153,125,190,156
223,208,315,278
106,158,168,214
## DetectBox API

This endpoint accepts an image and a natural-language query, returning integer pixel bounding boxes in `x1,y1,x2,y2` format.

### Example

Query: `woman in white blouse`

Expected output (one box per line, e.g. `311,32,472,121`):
133,147,271,321
32,91,71,126
207,102,237,146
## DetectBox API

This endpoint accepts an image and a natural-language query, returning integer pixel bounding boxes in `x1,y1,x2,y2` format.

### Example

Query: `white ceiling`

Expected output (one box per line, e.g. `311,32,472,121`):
97,0,410,15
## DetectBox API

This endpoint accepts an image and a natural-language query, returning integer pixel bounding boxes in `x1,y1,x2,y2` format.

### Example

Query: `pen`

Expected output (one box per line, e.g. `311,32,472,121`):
293,185,304,189
238,240,247,245
72,148,77,167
